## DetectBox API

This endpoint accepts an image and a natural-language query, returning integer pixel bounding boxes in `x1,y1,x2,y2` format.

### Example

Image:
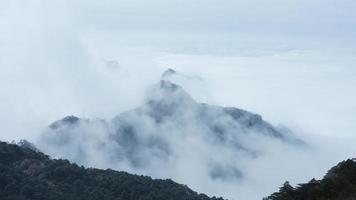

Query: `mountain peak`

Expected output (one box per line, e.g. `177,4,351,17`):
146,79,194,103
161,68,177,80
143,80,197,122
41,72,302,186
159,80,179,92
49,115,80,129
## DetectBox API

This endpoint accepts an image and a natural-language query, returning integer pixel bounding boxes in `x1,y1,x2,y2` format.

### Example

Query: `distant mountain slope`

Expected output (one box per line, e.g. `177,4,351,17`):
38,70,302,184
264,159,356,200
0,141,224,200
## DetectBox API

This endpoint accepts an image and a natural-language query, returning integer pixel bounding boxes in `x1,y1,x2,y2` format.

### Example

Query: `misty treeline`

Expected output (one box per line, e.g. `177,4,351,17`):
264,159,356,200
0,141,224,200
3,140,356,200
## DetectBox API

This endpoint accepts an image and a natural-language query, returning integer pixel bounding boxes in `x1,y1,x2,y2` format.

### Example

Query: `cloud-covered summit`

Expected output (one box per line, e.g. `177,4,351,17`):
37,69,303,198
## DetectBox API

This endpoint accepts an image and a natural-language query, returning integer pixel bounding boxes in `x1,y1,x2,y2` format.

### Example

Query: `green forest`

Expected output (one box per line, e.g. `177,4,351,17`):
0,141,223,200
264,159,356,200
2,140,356,200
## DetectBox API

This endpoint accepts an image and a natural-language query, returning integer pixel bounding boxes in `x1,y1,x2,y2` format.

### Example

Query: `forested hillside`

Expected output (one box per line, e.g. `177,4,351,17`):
0,141,224,200
264,159,356,200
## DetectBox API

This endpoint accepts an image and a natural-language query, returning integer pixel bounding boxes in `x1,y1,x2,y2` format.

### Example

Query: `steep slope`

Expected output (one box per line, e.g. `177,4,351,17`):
264,159,356,200
0,141,224,200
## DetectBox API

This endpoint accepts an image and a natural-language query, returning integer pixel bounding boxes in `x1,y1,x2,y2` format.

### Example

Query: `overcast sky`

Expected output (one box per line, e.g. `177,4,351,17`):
1,0,355,139
1,0,356,199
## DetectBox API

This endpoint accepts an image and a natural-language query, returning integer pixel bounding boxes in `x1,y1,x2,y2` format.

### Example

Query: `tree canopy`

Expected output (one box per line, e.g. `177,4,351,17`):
0,141,224,200
264,159,356,200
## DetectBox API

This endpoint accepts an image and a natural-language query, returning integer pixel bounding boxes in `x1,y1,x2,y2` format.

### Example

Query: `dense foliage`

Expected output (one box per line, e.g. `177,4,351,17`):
0,141,224,200
264,159,356,200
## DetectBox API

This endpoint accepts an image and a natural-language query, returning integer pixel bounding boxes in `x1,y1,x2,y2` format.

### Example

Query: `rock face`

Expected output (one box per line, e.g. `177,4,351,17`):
38,69,302,182
0,141,223,200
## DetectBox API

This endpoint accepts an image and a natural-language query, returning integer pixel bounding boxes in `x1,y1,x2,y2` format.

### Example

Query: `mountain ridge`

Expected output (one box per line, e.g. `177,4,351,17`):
34,69,305,200
39,70,302,183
